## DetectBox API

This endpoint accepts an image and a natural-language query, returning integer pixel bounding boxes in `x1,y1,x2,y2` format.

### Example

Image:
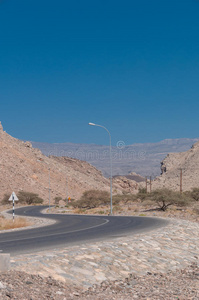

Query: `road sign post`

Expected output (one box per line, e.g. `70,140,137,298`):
9,192,19,222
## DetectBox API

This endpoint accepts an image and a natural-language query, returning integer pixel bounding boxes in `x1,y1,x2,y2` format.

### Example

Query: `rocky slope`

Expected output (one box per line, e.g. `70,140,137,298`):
0,264,198,299
0,122,137,202
153,141,199,191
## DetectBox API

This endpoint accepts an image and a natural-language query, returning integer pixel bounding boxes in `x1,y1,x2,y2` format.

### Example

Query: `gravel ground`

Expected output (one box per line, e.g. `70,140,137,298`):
0,263,199,299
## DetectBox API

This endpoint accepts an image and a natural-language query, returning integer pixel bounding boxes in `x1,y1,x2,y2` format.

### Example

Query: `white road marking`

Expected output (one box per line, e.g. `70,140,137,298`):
0,218,110,243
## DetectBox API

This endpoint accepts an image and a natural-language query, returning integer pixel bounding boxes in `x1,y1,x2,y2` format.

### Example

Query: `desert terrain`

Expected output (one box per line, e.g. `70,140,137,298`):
1,121,199,299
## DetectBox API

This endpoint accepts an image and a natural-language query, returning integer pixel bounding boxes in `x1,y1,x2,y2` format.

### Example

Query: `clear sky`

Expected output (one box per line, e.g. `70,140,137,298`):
0,0,199,146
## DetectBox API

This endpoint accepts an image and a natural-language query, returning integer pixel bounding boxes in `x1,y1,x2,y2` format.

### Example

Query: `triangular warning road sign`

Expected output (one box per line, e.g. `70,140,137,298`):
9,192,19,201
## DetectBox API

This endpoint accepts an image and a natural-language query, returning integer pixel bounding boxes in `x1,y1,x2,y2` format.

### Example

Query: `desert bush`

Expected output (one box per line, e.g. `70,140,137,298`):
74,190,110,209
187,188,199,201
32,197,44,204
141,199,156,206
124,194,137,203
143,188,191,211
73,191,138,210
73,208,87,214
1,193,10,205
98,210,105,214
111,194,122,205
17,191,44,205
113,205,121,213
136,188,148,201
193,208,199,215
138,187,147,194
54,196,62,205
112,194,137,204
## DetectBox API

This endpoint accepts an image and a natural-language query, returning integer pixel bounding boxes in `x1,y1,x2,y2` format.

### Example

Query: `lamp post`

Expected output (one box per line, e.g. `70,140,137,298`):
66,176,68,205
89,122,113,215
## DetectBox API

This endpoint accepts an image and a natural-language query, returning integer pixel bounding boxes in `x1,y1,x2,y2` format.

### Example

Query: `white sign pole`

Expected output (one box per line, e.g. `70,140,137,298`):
12,194,14,222
9,192,19,222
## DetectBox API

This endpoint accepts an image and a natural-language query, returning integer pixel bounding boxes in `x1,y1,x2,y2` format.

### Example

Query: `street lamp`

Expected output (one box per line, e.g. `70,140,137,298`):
88,122,113,215
66,176,68,205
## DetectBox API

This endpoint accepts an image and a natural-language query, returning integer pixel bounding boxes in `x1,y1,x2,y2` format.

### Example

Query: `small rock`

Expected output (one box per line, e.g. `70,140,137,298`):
147,272,152,275
6,292,11,298
56,291,64,295
0,281,5,289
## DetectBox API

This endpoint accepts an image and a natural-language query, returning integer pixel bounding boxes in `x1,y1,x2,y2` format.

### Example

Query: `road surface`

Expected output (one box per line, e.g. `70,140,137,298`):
0,206,168,255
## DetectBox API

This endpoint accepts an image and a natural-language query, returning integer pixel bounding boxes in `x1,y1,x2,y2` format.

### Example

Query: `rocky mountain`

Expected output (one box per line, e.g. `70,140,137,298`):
31,138,199,178
153,141,199,191
0,122,138,203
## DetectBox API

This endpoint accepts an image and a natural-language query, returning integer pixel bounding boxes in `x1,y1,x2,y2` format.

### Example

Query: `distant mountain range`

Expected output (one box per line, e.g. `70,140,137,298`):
31,138,199,178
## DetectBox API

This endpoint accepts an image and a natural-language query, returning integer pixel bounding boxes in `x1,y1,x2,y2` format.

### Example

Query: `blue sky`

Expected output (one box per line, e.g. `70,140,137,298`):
0,0,199,145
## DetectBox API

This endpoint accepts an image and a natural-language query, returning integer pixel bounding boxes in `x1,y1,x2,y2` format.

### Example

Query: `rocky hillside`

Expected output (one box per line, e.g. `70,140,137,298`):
0,122,138,203
153,141,199,191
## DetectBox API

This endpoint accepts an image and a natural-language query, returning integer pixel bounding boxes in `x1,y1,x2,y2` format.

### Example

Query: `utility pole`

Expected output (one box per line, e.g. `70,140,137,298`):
145,176,148,193
150,176,152,193
49,167,51,211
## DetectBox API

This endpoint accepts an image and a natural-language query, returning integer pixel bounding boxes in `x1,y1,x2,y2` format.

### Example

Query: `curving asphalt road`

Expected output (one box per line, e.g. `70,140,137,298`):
0,206,168,256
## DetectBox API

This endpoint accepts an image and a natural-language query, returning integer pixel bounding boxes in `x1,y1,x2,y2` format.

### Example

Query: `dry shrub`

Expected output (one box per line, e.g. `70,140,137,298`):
0,216,31,230
1,191,44,205
193,208,199,215
141,188,192,211
73,190,110,209
185,188,199,201
1,193,10,205
141,199,155,206
17,191,44,205
98,210,105,214
54,196,62,205
73,191,138,211
73,208,87,214
112,194,137,205
113,205,121,213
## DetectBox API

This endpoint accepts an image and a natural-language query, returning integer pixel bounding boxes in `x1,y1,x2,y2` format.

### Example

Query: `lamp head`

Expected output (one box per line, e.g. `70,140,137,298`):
88,122,96,126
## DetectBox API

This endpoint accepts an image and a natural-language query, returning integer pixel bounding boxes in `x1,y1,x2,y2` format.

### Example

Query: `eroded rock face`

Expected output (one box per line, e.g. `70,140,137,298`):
153,141,199,191
0,122,127,203
113,176,139,194
160,161,166,174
